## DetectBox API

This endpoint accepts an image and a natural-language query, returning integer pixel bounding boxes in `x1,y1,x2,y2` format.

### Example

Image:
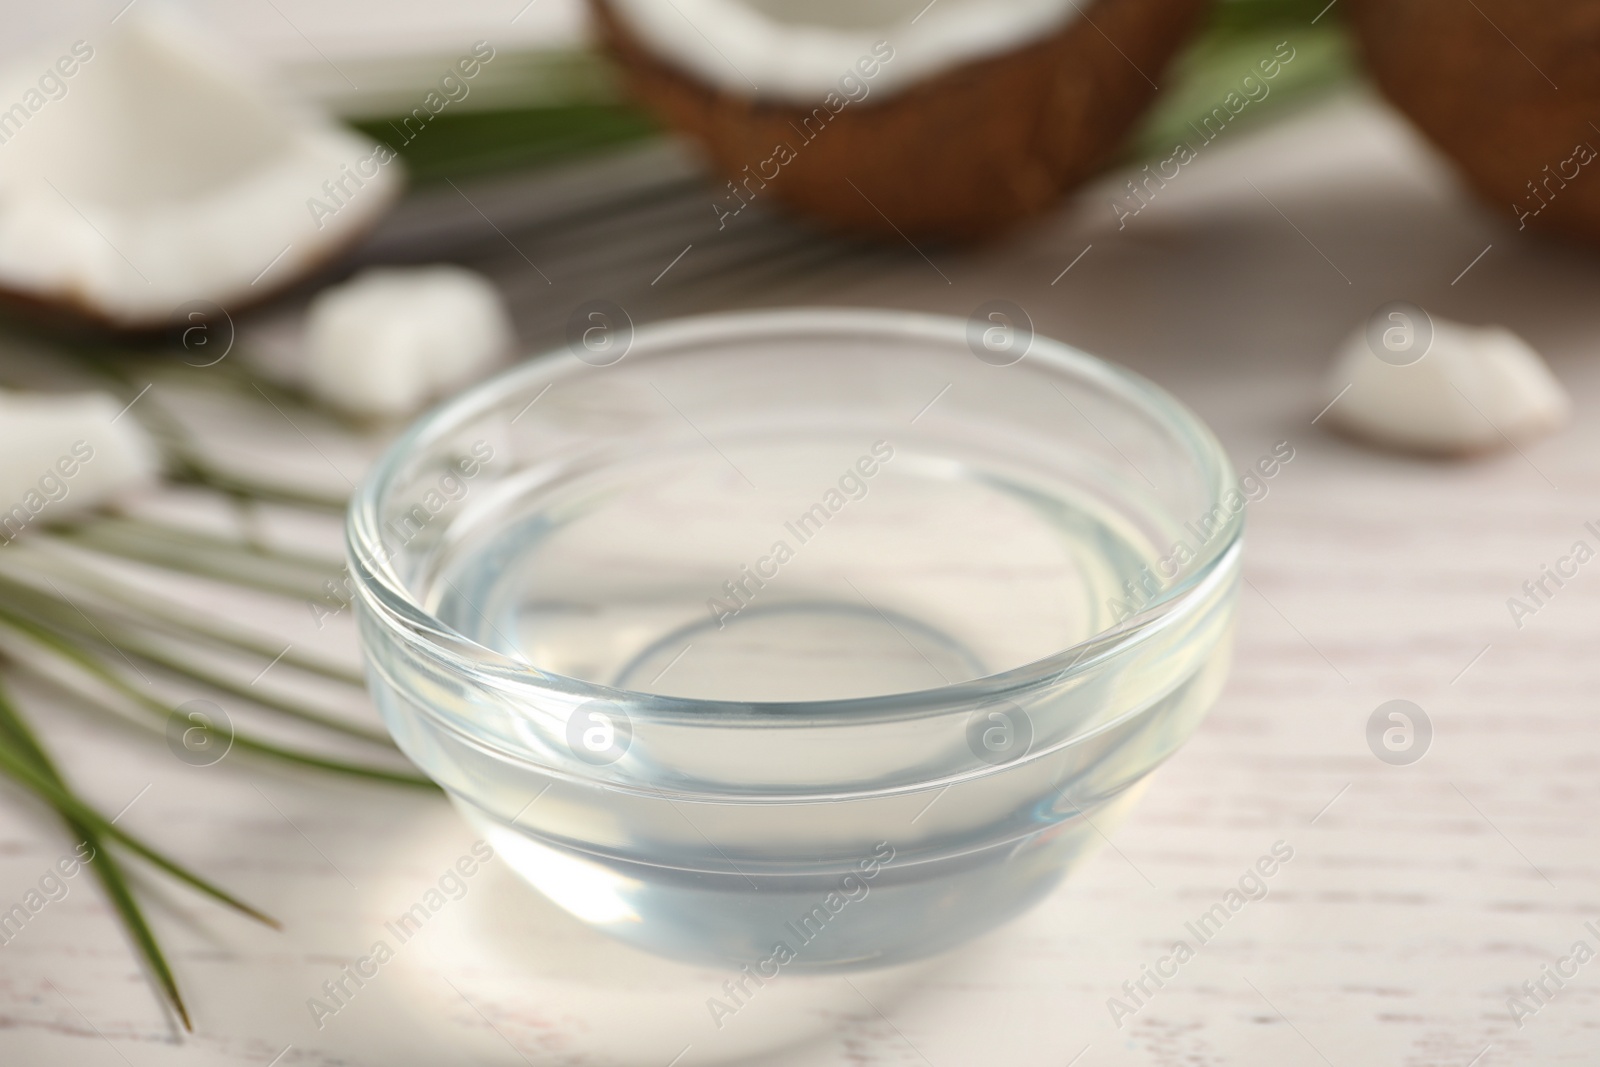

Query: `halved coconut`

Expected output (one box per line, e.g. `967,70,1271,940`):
1348,0,1600,242
592,0,1210,240
0,12,404,332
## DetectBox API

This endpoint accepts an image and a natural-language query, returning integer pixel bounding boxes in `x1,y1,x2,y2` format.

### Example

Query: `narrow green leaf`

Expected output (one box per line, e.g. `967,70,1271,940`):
351,102,659,185
0,560,365,687
0,608,437,790
92,842,194,1031
167,463,351,513
58,515,345,577
68,357,351,513
111,641,392,747
0,575,390,746
0,681,193,1031
45,525,337,601
1126,3,1357,165
0,743,279,928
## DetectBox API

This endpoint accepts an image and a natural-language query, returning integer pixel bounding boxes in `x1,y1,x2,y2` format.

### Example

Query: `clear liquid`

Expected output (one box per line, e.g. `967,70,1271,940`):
373,431,1232,968
427,435,1160,701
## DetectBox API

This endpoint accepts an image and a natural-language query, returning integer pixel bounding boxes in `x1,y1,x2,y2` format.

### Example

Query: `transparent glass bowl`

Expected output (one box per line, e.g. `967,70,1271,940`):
349,308,1241,970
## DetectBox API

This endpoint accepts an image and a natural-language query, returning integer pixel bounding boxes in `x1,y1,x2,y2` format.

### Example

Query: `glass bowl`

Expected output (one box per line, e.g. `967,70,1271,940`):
348,307,1242,970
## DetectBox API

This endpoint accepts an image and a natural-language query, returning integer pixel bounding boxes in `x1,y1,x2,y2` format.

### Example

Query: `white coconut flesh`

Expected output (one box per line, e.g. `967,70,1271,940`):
603,0,1084,102
304,265,514,420
0,390,161,535
0,14,403,329
1324,319,1570,455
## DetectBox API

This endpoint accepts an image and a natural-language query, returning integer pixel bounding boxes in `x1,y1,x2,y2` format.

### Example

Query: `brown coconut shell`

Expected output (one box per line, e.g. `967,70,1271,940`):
591,0,1211,241
0,203,399,342
1348,0,1600,243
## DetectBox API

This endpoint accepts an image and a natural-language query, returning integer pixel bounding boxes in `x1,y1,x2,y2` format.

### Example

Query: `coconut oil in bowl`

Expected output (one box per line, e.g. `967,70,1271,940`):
349,308,1241,969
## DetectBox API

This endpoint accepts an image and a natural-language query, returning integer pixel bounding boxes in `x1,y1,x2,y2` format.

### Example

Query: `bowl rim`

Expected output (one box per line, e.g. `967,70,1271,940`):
347,306,1243,726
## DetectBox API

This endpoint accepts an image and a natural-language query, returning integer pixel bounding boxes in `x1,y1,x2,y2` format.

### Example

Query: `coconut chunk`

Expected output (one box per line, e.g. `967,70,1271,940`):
0,390,161,542
1323,318,1569,455
0,12,404,330
304,266,514,419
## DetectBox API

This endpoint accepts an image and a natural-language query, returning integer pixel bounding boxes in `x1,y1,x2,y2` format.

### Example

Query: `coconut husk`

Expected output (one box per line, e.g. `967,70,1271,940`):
1348,0,1600,242
591,0,1211,241
0,208,397,342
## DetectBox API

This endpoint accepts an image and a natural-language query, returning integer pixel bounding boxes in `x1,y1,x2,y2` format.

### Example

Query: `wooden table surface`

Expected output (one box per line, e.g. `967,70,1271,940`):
4,88,1600,1066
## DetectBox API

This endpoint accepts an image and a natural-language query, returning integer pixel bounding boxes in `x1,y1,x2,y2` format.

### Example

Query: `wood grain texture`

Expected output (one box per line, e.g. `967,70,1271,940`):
4,89,1600,1065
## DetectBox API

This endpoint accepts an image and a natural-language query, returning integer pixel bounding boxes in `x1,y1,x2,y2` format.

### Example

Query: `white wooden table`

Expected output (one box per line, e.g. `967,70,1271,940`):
4,89,1598,1066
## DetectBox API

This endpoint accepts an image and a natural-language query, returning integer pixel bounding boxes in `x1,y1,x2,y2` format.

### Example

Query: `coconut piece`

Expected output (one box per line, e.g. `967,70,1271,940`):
1323,319,1569,456
303,266,514,419
0,12,404,331
0,390,161,542
592,0,1209,240
1347,0,1600,243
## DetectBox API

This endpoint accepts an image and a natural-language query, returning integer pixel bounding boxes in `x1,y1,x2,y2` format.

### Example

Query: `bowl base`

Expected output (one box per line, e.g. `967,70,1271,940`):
612,598,989,702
